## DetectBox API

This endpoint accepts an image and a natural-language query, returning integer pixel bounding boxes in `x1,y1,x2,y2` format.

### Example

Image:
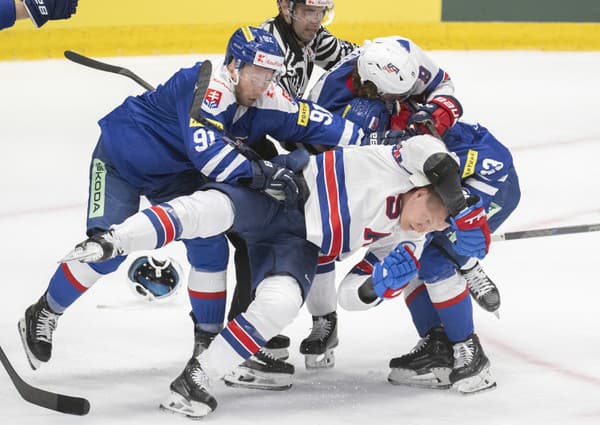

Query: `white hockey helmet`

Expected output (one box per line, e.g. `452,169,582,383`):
357,37,419,97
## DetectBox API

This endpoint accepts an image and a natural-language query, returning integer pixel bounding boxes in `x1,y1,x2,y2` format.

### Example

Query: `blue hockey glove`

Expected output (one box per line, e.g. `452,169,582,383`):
270,147,309,172
23,0,78,28
372,244,420,300
407,96,462,137
366,129,413,146
449,195,491,259
344,98,390,132
249,160,302,206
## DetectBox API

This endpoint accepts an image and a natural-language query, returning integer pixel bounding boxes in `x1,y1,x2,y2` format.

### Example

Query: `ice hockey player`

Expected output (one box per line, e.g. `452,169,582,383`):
300,36,512,377
0,0,78,30
17,25,401,371
60,132,492,418
220,0,358,390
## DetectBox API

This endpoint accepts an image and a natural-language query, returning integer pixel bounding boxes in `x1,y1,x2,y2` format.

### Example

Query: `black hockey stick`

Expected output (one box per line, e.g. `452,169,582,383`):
491,223,600,242
64,51,262,160
64,50,155,91
0,345,90,415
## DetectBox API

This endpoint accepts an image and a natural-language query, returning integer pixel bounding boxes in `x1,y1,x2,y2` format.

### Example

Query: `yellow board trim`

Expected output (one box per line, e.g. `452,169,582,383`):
1,22,599,61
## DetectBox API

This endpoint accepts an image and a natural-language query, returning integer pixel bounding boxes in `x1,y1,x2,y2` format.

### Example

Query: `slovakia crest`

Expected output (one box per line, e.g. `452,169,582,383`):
203,89,222,109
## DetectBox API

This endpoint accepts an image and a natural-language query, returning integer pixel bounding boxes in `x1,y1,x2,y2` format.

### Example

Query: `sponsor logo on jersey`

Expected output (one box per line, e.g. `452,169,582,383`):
462,149,478,178
297,102,310,126
88,159,106,218
188,117,224,130
203,89,222,109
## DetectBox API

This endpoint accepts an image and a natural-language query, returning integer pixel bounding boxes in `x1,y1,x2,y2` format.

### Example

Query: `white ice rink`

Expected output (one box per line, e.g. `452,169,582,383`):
1,51,599,424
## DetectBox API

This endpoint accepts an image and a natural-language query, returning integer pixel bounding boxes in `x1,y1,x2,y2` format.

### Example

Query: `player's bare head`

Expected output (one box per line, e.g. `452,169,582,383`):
278,0,335,44
399,186,449,233
355,37,419,101
224,26,285,106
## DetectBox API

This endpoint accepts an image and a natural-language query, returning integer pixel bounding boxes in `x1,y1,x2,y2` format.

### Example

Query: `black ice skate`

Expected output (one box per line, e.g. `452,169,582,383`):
461,262,501,317
388,327,453,389
450,333,496,394
189,312,218,357
160,357,217,419
223,348,295,391
264,334,291,360
300,312,339,369
18,295,62,370
60,231,123,263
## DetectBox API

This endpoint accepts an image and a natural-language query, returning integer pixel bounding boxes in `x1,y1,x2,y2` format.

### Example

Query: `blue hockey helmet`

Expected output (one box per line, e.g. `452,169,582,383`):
224,26,285,74
127,256,182,303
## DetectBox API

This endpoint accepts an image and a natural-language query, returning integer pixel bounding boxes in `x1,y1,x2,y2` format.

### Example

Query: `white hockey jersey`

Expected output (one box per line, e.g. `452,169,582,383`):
302,135,450,261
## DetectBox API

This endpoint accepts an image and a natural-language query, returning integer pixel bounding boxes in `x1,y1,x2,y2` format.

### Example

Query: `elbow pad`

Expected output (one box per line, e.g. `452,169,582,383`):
423,152,467,216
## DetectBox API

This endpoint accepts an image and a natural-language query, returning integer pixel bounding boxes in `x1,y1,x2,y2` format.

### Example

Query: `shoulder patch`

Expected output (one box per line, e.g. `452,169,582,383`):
462,149,478,178
297,102,310,126
203,88,222,109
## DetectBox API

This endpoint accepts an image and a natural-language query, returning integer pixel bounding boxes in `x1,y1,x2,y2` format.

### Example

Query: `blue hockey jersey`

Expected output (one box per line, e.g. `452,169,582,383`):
99,61,365,191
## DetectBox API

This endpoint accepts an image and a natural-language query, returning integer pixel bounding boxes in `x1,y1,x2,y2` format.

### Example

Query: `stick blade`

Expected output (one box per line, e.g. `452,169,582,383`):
0,346,90,415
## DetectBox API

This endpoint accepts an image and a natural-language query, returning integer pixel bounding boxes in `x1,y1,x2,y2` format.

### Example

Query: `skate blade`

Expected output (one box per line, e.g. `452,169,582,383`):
223,367,292,391
59,245,102,263
388,367,452,389
453,366,497,395
159,391,213,419
304,349,335,370
17,319,41,371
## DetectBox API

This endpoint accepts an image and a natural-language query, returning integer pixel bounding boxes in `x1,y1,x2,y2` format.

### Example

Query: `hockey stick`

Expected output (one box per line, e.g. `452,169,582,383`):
188,61,261,160
491,223,600,242
64,51,263,160
0,345,90,415
64,50,155,91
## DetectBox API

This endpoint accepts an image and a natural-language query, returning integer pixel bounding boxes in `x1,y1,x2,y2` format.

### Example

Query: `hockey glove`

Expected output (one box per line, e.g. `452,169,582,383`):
23,0,78,28
450,195,491,259
390,102,413,130
407,95,462,138
372,244,420,300
249,160,302,206
367,129,413,146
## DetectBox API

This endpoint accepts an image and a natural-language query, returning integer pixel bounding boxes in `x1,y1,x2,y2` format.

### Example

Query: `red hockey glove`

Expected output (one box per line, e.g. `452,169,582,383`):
408,95,462,137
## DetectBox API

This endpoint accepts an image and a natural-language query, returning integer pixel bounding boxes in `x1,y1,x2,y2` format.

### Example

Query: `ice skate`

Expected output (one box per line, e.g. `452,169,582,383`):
461,262,501,317
18,295,62,370
263,334,291,361
223,348,294,390
388,327,453,389
450,333,497,394
160,357,217,419
60,231,123,263
300,312,338,369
